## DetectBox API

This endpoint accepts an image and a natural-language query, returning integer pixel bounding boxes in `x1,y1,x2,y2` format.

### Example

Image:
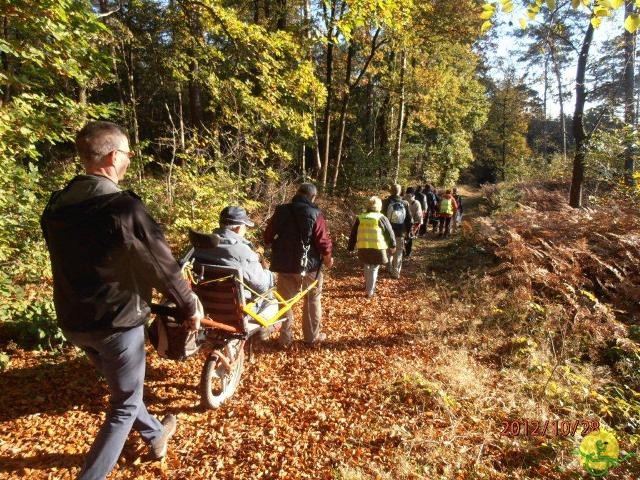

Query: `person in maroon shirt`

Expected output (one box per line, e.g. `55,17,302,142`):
264,183,333,346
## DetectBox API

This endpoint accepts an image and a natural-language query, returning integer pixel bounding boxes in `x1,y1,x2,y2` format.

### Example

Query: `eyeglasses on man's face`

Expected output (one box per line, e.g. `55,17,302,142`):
116,149,135,159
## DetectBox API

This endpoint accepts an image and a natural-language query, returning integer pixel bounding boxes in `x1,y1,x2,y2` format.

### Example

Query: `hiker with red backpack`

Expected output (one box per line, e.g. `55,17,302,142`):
438,189,459,237
382,184,412,279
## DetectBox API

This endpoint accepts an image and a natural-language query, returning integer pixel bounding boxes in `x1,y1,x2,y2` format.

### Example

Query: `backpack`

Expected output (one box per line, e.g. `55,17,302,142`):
148,299,203,361
386,200,406,226
426,192,438,210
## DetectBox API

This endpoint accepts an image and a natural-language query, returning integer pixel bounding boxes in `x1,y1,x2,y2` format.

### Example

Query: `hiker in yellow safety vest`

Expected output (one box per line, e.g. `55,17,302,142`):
347,196,396,298
438,189,458,238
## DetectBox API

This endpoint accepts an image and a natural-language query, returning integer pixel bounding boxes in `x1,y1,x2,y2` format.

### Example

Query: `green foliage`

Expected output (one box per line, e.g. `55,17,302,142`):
0,0,113,347
401,43,488,186
0,0,114,163
480,183,524,215
131,142,260,250
0,302,65,351
588,127,635,182
160,0,325,168
472,73,534,183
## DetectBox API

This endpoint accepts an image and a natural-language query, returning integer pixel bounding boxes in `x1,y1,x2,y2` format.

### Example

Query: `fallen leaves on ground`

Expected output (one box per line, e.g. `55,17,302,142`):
1,186,636,480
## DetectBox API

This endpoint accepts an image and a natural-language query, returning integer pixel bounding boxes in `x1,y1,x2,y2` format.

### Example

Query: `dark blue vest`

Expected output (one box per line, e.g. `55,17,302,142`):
270,195,320,274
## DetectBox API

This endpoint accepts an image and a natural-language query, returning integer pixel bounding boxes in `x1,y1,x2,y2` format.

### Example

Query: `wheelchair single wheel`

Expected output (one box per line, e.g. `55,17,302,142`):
200,339,245,409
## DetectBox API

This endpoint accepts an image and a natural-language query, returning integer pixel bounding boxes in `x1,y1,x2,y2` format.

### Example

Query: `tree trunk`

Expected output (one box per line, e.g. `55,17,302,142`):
365,75,374,151
569,22,594,208
542,53,549,161
189,60,203,130
264,0,270,22
550,46,567,163
320,2,337,189
275,0,286,30
301,143,306,179
624,0,636,186
304,0,321,173
501,94,507,180
126,44,140,147
331,28,382,189
98,2,124,110
378,87,390,159
1,16,10,106
177,87,185,150
331,43,354,190
320,44,333,188
393,51,407,183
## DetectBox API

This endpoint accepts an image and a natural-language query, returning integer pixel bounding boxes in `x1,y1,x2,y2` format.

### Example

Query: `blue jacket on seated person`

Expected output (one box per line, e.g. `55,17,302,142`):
193,206,274,300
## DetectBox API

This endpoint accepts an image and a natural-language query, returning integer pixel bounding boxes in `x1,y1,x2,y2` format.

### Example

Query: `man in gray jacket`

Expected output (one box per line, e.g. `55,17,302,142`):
193,206,278,334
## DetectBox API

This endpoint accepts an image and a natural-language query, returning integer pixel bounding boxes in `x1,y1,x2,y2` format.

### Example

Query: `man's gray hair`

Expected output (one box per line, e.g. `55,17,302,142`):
75,121,129,165
390,183,401,195
297,182,318,198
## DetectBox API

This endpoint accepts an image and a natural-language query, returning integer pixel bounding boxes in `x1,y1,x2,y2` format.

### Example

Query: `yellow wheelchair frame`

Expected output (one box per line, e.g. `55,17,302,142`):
184,259,318,328
179,259,319,409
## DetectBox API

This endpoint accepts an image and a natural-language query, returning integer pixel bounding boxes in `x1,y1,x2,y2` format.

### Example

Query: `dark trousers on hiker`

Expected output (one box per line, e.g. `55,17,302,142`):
404,224,419,257
428,209,439,233
63,325,163,480
418,212,428,236
404,236,413,257
439,215,452,236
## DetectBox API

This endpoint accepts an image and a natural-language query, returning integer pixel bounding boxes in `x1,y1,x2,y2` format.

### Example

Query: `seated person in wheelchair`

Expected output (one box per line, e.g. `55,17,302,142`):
192,206,278,338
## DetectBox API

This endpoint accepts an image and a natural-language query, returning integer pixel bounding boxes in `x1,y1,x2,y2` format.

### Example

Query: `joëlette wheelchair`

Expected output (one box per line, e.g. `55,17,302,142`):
151,230,318,409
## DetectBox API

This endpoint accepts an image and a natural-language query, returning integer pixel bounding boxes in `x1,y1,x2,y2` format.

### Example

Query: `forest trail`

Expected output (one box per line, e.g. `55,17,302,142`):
0,187,551,480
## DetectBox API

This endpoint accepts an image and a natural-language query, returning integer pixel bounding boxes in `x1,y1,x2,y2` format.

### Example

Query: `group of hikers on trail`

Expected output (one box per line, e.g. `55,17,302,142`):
39,120,464,480
348,183,463,298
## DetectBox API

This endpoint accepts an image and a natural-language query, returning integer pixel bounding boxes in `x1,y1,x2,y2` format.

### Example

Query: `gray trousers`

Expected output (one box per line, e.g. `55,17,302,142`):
364,264,380,296
388,234,404,278
64,325,162,480
277,270,323,343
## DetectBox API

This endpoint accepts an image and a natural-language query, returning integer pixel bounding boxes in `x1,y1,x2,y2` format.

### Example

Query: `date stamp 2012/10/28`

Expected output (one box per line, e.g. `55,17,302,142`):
500,419,600,437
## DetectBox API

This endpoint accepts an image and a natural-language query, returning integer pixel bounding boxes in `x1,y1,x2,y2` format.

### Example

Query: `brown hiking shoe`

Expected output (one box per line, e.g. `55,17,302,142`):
150,414,177,460
305,332,326,346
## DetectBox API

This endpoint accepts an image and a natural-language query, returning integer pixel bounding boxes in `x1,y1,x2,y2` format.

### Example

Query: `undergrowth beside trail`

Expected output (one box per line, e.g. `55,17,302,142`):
332,183,639,479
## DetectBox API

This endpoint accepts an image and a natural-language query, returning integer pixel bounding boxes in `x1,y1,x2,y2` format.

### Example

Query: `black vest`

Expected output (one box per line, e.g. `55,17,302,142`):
270,195,321,274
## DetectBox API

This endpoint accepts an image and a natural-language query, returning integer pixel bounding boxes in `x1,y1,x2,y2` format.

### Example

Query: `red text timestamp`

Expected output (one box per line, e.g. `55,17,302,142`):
500,419,600,437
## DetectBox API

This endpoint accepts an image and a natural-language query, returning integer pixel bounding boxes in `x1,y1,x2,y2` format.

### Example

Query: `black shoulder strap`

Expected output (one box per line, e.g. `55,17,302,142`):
288,204,312,246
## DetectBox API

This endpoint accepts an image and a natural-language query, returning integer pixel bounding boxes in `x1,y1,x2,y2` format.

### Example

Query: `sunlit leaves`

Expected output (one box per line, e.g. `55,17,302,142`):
482,0,632,33
338,0,409,41
501,0,514,13
593,5,611,17
625,13,640,32
480,9,494,20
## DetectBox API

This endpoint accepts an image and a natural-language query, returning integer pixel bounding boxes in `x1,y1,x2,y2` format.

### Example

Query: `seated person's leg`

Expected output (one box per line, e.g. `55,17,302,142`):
246,296,281,340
